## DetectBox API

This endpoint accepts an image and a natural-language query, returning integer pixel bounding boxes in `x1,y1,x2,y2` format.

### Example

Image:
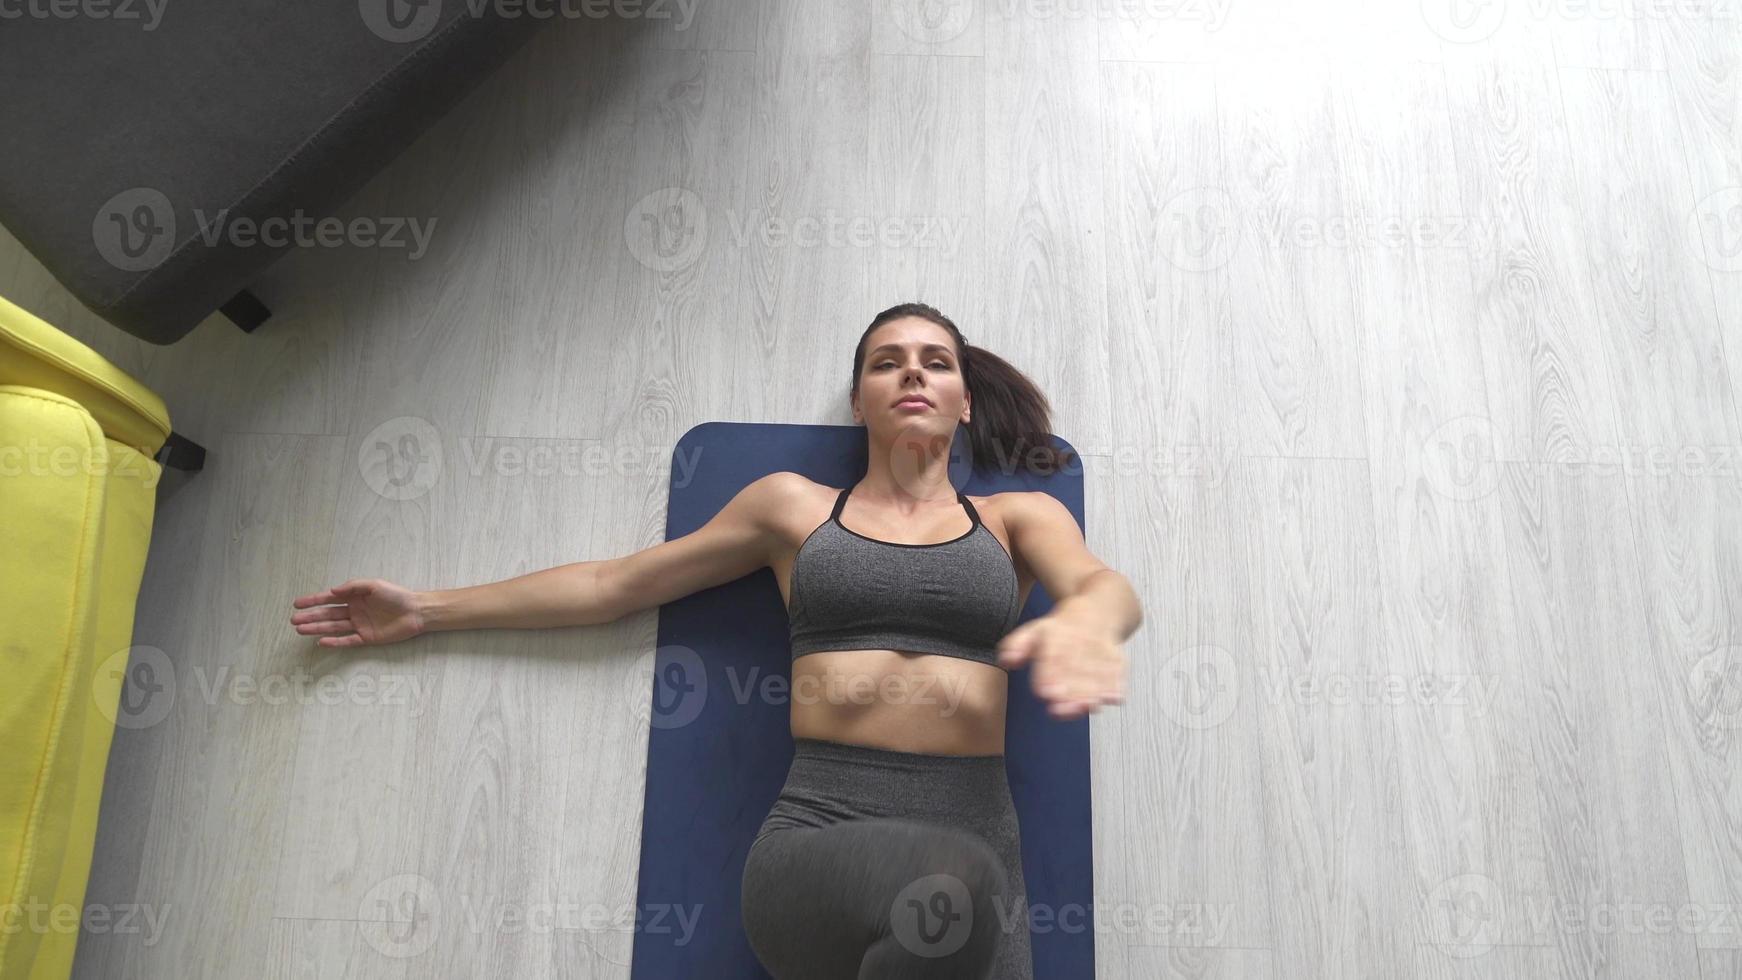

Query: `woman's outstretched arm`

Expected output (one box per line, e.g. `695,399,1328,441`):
289,472,796,648
422,559,620,631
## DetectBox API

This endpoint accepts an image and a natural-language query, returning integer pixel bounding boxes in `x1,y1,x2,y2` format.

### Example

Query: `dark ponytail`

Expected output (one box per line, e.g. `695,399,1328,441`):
854,302,1078,477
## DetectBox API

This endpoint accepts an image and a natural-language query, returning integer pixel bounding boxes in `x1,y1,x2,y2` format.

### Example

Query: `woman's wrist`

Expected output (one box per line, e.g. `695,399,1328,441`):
416,589,452,632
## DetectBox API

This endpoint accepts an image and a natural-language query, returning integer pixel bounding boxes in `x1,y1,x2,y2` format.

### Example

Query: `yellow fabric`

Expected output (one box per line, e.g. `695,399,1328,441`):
0,295,169,459
0,295,165,980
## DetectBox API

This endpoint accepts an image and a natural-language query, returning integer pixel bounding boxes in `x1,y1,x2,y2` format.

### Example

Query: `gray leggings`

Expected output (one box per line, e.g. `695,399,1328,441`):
740,737,1033,979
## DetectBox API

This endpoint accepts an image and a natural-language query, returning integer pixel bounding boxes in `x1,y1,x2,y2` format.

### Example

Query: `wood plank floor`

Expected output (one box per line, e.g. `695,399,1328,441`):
3,1,1739,976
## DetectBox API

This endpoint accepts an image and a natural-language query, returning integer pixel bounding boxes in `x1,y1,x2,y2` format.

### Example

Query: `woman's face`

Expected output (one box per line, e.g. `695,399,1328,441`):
852,317,969,437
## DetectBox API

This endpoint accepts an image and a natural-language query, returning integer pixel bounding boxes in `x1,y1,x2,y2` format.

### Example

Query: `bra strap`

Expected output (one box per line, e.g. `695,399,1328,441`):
957,491,982,527
830,486,851,521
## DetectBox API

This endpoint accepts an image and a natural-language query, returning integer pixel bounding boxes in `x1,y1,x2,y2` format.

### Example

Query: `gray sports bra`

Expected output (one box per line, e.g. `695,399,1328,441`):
787,484,1023,670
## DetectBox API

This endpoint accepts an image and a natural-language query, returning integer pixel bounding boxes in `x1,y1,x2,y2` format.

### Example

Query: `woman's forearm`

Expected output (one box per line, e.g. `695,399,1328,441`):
1050,568,1144,643
418,560,619,632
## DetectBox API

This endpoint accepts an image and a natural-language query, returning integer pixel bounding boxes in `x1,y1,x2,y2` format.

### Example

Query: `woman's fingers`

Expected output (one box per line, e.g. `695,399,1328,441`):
293,584,356,608
291,606,350,626
1043,676,1123,717
291,581,383,649
292,580,370,609
296,619,356,636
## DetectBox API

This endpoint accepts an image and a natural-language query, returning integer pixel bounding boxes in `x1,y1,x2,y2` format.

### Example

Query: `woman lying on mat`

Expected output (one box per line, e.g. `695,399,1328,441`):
290,302,1143,979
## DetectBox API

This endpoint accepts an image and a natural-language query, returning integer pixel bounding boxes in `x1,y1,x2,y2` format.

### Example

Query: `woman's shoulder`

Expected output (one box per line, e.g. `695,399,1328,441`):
753,471,841,520
760,470,835,498
964,489,1031,535
965,488,1040,511
968,490,1076,537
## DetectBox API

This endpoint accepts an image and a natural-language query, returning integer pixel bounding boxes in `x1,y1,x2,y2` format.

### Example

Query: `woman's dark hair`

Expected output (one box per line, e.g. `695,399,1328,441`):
853,302,1078,476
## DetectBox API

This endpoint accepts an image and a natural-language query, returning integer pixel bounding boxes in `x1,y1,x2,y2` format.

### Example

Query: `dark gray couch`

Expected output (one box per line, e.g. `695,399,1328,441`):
0,0,550,345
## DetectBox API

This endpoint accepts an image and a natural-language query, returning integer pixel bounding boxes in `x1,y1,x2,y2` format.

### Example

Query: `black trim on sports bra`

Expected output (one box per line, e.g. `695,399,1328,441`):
830,485,980,549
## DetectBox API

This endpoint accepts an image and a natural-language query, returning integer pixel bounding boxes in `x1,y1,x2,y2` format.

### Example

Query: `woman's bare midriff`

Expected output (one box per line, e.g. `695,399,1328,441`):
789,650,1010,756
773,479,1034,758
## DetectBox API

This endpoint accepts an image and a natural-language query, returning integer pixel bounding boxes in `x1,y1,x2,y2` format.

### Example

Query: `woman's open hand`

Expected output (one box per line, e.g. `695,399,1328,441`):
290,578,427,648
996,610,1128,719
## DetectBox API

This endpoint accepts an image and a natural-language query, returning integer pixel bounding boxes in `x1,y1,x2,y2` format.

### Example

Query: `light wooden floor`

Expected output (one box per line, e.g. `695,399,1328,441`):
6,1,1740,977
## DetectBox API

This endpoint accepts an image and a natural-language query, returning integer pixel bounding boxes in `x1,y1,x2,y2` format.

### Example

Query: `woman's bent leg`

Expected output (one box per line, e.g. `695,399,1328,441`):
742,818,1008,980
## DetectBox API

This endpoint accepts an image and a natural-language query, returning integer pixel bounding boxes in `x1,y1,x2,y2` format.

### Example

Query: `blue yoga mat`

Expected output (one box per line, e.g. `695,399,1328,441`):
631,421,1095,978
